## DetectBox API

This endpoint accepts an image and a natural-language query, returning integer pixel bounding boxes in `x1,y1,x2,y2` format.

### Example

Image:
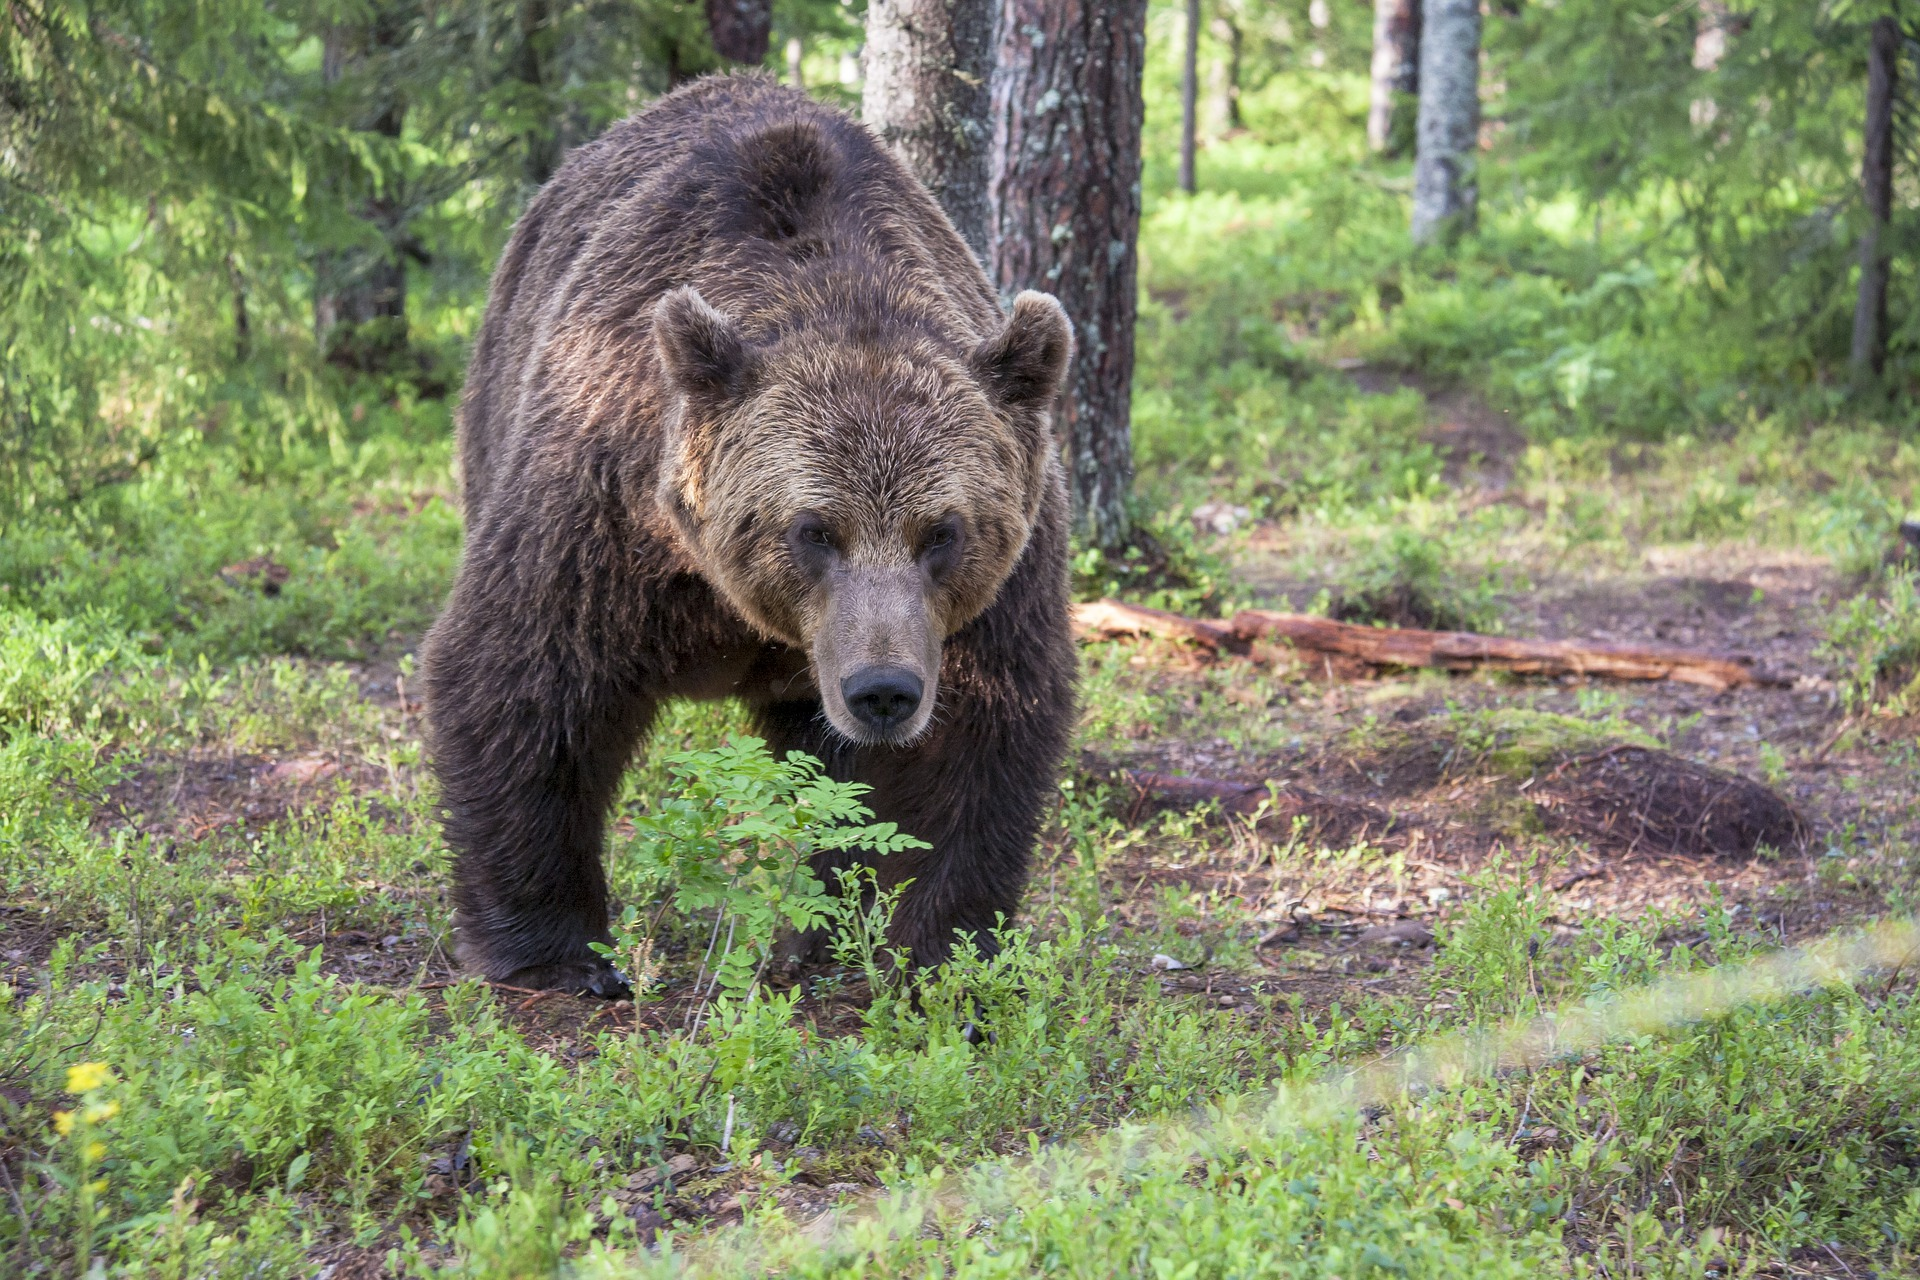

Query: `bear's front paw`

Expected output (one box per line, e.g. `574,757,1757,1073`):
499,956,632,1000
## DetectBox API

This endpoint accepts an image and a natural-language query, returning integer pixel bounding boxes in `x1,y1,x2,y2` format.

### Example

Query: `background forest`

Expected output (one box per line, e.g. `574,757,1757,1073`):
8,1,1920,1277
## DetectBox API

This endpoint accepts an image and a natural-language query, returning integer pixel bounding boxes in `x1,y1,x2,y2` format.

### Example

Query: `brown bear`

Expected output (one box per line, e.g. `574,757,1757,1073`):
420,75,1079,997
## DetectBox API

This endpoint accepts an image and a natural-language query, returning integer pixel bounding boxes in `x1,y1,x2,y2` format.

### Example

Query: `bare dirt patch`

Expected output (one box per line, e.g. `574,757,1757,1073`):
94,750,376,842
1344,365,1528,492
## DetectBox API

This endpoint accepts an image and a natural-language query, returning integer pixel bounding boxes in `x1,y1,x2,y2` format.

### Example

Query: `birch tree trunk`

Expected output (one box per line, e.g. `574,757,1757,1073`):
1851,15,1898,382
1410,0,1479,245
862,0,995,262
1213,12,1244,132
1367,0,1420,155
990,0,1149,551
1179,0,1200,193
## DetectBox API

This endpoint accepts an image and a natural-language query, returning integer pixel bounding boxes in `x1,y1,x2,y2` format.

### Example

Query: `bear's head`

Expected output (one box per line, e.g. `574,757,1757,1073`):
652,285,1072,745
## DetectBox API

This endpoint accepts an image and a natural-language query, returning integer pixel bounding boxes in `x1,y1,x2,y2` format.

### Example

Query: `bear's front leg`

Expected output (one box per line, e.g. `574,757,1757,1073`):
421,588,653,998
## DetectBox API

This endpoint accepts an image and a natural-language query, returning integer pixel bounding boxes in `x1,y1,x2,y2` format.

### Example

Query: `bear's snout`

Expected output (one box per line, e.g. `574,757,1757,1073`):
842,665,924,735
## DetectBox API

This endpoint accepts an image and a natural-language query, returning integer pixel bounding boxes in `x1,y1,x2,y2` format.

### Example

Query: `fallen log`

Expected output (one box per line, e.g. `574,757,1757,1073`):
1071,598,1246,654
1072,598,1783,691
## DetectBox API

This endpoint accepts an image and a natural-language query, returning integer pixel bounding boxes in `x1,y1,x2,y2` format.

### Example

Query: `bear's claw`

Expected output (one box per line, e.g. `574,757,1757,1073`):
498,957,632,1000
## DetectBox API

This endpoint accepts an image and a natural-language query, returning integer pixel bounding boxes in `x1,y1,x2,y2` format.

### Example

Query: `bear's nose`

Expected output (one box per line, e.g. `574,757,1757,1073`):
842,666,923,732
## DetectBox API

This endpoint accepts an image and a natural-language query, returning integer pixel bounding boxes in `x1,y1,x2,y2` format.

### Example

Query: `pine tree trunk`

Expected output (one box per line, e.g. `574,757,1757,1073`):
1368,0,1420,155
990,0,1149,551
1179,0,1200,193
862,0,996,262
1851,15,1898,382
1410,0,1479,245
707,0,773,65
314,14,410,374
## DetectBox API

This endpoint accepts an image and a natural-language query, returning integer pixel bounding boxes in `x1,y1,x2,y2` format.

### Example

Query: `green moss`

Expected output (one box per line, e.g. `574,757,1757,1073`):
1448,706,1659,780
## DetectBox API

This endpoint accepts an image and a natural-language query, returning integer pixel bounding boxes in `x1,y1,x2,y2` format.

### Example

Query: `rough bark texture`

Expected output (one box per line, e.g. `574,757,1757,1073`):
1179,0,1200,193
314,14,410,373
1367,0,1420,154
990,0,1149,551
1410,0,1479,245
861,0,995,261
1852,15,1898,381
707,0,773,65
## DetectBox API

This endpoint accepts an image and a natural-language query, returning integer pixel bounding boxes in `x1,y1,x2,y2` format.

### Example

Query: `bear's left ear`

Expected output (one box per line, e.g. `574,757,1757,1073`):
969,291,1073,414
654,286,760,403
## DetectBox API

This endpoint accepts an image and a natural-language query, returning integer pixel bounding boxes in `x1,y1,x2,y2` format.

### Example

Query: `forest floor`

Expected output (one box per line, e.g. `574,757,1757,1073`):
10,373,1916,1278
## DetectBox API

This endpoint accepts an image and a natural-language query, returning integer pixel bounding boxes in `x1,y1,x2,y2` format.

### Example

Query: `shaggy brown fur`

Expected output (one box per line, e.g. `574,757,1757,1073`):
421,75,1078,996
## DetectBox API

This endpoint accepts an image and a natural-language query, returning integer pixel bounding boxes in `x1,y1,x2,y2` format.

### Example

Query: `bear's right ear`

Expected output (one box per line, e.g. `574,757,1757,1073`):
654,287,759,402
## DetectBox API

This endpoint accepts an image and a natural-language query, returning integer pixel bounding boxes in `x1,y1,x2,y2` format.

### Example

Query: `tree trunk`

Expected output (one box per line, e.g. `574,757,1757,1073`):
786,35,805,86
707,0,773,65
315,14,410,375
1213,12,1243,132
1179,0,1200,193
862,0,996,262
1692,0,1731,71
1410,0,1479,245
1690,0,1732,127
516,0,561,186
227,251,251,364
1851,15,1898,383
990,0,1149,551
1368,0,1420,155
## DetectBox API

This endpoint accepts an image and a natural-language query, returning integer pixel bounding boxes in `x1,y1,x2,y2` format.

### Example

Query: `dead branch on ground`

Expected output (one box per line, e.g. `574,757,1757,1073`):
1073,599,1783,691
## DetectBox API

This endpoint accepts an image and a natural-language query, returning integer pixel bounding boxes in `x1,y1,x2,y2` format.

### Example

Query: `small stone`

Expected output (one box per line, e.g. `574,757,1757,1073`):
1150,953,1189,971
1357,920,1434,948
1191,502,1253,536
625,1153,697,1192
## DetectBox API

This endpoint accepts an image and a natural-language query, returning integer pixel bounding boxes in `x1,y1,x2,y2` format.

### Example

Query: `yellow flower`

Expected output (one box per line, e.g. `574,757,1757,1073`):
83,1100,120,1124
84,1141,106,1163
52,1110,74,1137
65,1063,112,1094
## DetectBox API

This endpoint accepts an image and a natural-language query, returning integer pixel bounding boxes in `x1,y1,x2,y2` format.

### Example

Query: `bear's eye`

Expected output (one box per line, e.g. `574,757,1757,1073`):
788,514,837,570
920,519,964,578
